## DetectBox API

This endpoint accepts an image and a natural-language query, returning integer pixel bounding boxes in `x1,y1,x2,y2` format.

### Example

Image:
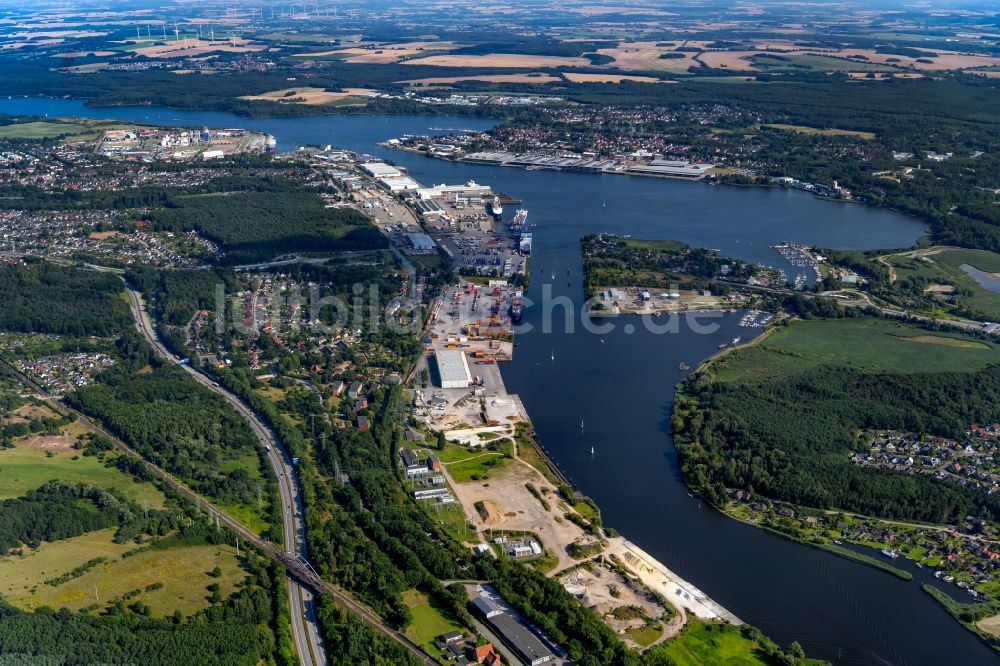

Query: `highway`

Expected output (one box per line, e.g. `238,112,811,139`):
122,284,439,665
123,286,326,666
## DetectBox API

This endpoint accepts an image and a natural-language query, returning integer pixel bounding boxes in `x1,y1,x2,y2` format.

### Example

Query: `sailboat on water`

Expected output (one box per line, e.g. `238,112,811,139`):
579,419,584,430
590,445,595,455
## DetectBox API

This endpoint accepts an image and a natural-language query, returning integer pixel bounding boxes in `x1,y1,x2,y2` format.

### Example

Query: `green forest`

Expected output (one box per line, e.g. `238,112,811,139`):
148,190,385,265
70,359,277,532
0,262,131,337
674,318,1000,523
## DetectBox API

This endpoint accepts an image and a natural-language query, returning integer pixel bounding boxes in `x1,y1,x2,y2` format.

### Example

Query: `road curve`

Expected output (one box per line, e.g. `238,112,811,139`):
123,285,438,665
123,286,326,665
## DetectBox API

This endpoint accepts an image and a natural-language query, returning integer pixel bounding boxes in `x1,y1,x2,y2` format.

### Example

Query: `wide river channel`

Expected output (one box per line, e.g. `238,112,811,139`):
3,97,995,665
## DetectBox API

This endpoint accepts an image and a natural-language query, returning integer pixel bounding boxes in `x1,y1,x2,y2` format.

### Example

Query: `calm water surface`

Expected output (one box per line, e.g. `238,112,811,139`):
3,97,994,664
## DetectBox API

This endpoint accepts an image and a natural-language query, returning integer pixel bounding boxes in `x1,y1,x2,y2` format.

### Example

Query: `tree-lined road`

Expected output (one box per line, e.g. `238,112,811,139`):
123,286,326,666
122,284,438,666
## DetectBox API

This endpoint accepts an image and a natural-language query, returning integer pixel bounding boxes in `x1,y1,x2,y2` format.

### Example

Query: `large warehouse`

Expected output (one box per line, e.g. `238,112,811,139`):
435,350,472,389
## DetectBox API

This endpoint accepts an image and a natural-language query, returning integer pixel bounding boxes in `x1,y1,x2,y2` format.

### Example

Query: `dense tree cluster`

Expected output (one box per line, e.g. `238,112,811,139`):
0,262,131,336
581,235,751,297
70,361,269,510
0,481,132,554
674,363,1000,522
148,190,385,265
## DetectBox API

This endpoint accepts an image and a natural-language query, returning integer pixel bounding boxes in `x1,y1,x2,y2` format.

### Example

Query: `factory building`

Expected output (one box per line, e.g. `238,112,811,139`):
360,162,401,178
415,181,492,200
627,162,714,178
470,595,555,665
435,350,472,389
406,233,437,251
378,175,422,192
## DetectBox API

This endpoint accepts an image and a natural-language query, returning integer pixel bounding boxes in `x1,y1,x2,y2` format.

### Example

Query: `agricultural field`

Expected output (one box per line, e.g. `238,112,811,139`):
293,40,459,63
594,41,699,72
711,318,1000,381
752,52,895,73
403,53,593,69
401,73,561,86
562,73,667,83
0,528,244,616
0,444,166,508
116,37,265,58
239,86,373,106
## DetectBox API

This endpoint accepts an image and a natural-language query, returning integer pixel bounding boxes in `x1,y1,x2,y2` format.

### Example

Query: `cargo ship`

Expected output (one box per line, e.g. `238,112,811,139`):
509,293,524,323
488,196,503,220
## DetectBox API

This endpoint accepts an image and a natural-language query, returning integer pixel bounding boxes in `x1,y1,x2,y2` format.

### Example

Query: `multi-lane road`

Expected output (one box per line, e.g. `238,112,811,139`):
123,286,327,666
123,284,439,665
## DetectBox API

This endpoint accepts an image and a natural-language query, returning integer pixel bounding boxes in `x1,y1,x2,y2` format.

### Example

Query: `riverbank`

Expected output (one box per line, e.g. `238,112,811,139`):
485,350,744,626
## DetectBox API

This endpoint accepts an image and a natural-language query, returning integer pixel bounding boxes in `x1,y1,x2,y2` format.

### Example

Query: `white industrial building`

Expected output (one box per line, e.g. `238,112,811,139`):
378,175,421,192
415,181,492,200
435,350,472,388
360,162,402,178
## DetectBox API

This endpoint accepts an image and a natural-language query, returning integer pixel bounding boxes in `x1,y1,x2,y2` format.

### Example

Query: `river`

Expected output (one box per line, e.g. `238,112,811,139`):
3,97,995,665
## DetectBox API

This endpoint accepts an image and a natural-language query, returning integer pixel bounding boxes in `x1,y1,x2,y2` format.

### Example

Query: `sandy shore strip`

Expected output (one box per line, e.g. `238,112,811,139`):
606,538,742,624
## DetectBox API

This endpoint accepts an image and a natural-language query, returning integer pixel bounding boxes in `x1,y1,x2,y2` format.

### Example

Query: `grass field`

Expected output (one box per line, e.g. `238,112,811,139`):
0,121,90,139
880,247,1000,320
0,529,244,616
764,123,875,139
625,621,663,648
216,450,270,535
621,238,688,251
0,445,165,508
438,445,511,483
937,248,1000,274
711,318,1000,381
753,53,894,73
655,618,823,665
402,589,465,658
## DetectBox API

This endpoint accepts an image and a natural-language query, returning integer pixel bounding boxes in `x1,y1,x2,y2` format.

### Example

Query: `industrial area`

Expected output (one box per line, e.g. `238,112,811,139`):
286,143,745,662
96,125,275,161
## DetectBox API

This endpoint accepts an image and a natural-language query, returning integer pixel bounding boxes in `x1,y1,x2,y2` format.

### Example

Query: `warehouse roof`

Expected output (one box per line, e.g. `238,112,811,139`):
435,349,472,385
360,162,401,177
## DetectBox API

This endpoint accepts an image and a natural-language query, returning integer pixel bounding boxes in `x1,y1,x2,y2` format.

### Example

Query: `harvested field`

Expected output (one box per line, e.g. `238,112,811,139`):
402,72,560,85
563,73,667,83
54,50,117,58
1,39,65,50
404,53,592,68
128,37,264,59
697,50,761,70
594,42,699,72
294,40,458,63
239,87,373,105
977,614,1000,638
838,47,1000,71
21,433,77,452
